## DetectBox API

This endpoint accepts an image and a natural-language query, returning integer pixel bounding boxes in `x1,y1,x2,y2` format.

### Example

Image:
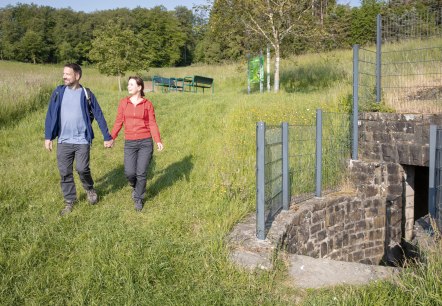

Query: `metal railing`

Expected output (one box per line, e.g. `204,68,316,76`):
354,11,442,114
256,111,351,239
256,123,285,239
382,8,442,42
429,125,442,233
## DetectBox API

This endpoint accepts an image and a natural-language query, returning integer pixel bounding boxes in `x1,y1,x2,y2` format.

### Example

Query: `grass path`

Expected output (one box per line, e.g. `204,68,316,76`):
2,44,442,303
0,86,305,304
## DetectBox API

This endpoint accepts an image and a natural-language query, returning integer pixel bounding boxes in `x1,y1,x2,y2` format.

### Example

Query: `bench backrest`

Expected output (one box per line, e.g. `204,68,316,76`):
193,75,213,86
152,76,176,86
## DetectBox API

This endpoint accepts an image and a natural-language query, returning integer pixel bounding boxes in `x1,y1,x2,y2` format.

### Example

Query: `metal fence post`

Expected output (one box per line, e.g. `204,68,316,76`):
315,109,322,197
282,122,289,210
376,14,382,103
256,121,266,240
428,125,437,219
352,44,359,160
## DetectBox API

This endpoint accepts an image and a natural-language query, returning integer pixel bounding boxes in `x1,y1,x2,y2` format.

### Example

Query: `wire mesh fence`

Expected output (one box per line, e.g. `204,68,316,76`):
263,125,283,223
322,112,352,193
355,9,442,114
382,8,442,42
382,44,442,113
289,124,316,203
429,126,442,233
357,47,377,111
256,111,352,239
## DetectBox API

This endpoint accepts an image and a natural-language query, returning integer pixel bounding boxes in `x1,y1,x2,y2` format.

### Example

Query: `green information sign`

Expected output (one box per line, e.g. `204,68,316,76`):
249,55,264,84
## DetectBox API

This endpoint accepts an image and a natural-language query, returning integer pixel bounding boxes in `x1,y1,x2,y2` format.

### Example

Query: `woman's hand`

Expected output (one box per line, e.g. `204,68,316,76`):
104,139,114,148
157,142,164,151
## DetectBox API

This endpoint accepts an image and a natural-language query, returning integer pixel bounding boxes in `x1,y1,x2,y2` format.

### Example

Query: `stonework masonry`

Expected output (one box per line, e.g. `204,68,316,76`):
229,112,440,269
282,160,404,264
281,113,442,264
358,112,442,165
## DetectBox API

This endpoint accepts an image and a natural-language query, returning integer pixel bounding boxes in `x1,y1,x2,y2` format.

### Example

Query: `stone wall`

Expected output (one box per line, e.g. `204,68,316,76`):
358,112,442,165
282,160,404,265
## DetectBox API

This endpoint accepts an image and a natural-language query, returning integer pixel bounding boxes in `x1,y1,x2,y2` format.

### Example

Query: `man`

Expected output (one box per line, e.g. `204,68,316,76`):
45,63,113,216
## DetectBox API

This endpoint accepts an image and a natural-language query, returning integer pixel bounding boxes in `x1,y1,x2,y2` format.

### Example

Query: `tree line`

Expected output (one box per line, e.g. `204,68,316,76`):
0,0,440,67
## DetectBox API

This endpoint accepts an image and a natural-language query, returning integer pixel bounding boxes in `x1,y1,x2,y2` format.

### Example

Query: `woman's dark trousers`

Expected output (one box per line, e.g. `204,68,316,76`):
124,138,153,201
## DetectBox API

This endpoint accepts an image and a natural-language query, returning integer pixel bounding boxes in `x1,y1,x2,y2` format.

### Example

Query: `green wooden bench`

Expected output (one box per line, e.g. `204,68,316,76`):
183,75,214,94
152,76,183,92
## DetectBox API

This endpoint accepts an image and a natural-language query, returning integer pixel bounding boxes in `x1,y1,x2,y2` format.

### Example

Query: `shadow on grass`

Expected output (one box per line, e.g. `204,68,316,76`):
95,164,127,197
147,155,194,198
280,64,347,93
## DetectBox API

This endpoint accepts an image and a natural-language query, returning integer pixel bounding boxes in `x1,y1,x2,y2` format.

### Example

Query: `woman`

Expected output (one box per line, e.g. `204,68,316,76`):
110,76,164,211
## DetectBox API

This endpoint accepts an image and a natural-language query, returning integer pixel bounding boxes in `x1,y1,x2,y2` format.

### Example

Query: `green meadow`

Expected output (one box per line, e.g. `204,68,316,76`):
1,45,441,305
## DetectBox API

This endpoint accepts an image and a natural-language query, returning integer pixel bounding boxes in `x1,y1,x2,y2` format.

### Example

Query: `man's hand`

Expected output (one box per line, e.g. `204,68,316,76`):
104,139,114,148
157,142,164,151
45,139,53,152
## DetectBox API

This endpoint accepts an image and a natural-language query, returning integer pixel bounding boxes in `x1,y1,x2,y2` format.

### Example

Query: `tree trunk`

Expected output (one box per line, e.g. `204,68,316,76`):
267,45,271,92
274,45,280,93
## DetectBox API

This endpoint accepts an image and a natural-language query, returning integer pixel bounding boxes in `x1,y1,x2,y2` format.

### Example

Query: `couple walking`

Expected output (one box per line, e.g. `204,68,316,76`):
44,63,163,215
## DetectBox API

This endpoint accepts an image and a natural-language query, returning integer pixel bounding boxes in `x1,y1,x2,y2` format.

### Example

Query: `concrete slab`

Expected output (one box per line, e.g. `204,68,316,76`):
288,254,399,289
229,249,273,270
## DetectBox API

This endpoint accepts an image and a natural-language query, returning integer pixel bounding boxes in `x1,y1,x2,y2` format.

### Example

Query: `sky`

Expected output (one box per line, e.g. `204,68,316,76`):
0,0,360,12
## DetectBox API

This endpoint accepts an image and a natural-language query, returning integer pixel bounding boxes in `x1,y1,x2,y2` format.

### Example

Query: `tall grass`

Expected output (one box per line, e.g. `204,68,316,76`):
360,38,442,113
1,44,440,304
0,51,349,304
0,61,61,127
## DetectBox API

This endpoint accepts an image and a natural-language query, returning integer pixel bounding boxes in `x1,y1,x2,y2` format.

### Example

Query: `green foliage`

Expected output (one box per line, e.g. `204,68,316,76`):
89,21,147,78
0,4,193,66
137,7,187,67
1,1,441,66
57,41,79,63
18,30,47,64
360,101,396,113
1,43,442,304
173,6,196,66
194,0,247,63
350,0,382,46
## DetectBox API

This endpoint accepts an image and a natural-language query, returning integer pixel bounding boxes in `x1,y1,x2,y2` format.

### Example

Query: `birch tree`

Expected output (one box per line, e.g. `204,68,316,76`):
241,0,311,92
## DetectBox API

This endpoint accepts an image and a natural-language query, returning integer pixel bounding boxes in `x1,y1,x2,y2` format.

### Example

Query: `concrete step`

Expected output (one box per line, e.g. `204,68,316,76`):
287,254,399,289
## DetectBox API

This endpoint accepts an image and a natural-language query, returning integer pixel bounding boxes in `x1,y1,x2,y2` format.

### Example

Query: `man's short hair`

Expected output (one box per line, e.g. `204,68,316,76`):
64,63,82,79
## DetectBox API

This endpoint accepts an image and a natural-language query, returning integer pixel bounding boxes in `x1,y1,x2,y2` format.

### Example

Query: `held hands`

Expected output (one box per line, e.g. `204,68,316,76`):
103,139,162,151
104,139,114,148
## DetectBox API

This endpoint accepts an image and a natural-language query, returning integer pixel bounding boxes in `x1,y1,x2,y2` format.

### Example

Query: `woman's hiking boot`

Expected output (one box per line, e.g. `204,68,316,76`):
86,189,98,205
60,200,74,216
134,199,143,212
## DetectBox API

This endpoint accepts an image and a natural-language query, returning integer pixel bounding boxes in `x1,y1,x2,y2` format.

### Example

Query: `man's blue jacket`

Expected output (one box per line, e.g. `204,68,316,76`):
45,85,112,143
